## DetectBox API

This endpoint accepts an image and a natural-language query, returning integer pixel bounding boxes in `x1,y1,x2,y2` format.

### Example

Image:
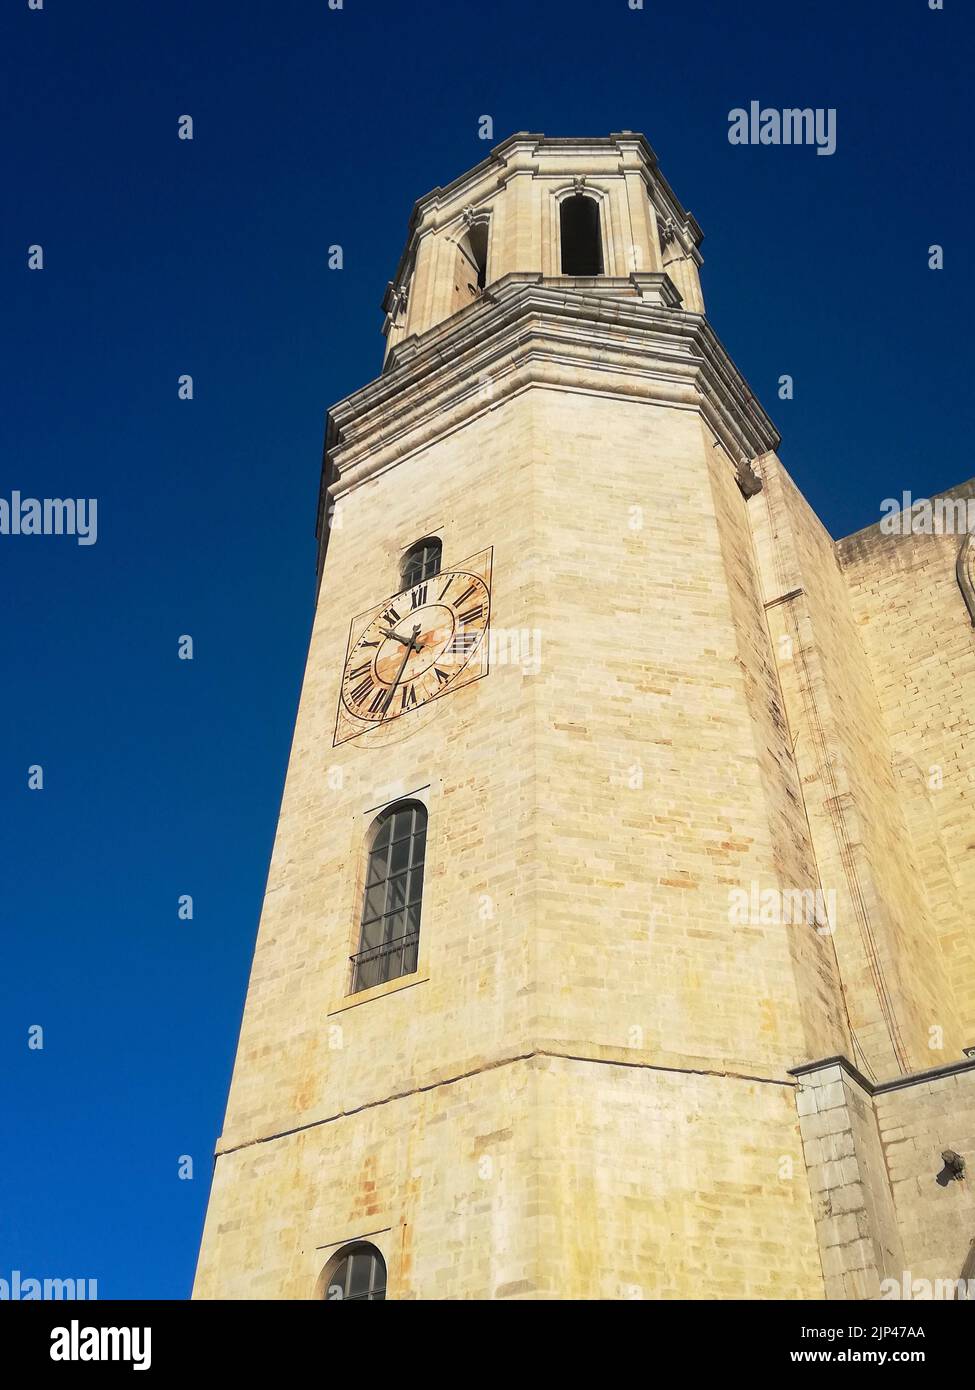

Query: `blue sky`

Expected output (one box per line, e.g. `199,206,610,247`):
1,0,970,1299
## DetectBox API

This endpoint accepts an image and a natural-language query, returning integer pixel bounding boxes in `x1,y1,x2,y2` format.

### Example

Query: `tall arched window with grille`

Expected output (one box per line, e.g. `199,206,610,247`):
322,1243,387,1301
351,801,426,992
400,537,442,591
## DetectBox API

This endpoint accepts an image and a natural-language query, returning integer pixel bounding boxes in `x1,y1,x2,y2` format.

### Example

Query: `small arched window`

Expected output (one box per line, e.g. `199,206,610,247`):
449,221,489,314
352,801,426,992
323,1243,387,1301
560,195,603,276
401,537,442,591
460,222,488,292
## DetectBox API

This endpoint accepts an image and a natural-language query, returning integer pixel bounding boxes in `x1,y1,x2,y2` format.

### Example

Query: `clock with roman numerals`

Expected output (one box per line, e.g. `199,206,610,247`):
334,547,492,745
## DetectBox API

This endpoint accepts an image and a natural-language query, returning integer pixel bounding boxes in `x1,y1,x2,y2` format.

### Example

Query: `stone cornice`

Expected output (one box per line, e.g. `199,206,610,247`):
790,1052,975,1096
318,274,779,569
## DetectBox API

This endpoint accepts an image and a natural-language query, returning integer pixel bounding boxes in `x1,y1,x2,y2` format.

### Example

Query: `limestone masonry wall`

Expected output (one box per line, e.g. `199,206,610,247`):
195,135,975,1301
748,458,966,1079
837,480,975,1042
875,1065,975,1290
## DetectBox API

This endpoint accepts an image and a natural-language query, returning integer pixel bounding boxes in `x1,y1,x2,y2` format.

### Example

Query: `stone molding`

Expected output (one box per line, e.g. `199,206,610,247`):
791,1052,975,1096
319,274,780,569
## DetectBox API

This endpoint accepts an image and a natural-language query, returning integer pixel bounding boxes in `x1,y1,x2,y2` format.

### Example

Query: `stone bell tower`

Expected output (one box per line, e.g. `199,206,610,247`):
193,134,975,1301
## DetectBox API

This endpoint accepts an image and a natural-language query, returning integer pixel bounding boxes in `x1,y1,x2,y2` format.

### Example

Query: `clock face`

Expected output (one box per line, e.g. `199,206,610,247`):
335,553,491,743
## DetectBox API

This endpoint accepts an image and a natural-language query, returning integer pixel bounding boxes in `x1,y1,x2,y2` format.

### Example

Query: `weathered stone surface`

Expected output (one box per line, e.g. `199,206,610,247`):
194,135,975,1301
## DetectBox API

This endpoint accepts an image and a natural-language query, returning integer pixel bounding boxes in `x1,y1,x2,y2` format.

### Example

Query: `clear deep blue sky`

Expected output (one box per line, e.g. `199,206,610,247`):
1,0,971,1300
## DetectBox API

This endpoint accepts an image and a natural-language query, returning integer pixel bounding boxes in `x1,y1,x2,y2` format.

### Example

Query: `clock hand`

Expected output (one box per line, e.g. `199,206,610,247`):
380,626,422,651
382,624,421,717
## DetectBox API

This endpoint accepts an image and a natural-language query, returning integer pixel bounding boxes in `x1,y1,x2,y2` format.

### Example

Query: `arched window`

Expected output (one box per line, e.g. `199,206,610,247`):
323,1243,387,1301
460,222,488,292
560,195,603,275
449,221,489,314
401,537,442,591
352,801,426,992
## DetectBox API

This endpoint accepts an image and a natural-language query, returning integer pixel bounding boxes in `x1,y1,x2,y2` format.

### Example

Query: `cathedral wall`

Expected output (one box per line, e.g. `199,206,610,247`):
213,391,544,1155
199,382,853,1298
836,483,975,1041
535,1055,824,1299
525,388,846,1077
794,1058,975,1299
748,457,963,1079
873,1064,975,1291
707,432,850,1065
194,1061,539,1299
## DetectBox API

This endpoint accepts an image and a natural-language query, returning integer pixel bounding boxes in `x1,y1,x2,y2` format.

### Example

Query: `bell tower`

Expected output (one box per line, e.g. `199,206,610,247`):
194,133,858,1300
